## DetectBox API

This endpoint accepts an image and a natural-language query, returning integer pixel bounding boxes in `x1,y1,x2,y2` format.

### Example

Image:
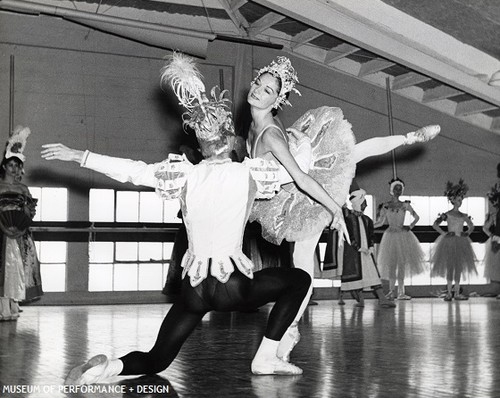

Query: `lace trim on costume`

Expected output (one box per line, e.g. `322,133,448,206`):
180,250,254,287
154,154,194,200
243,157,280,199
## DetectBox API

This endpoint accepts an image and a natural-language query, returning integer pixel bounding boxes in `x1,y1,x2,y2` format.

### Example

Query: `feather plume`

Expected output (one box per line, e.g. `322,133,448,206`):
160,52,206,111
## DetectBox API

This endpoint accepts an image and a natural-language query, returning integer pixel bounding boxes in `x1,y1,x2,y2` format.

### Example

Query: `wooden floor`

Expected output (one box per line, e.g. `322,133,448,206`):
1,297,500,398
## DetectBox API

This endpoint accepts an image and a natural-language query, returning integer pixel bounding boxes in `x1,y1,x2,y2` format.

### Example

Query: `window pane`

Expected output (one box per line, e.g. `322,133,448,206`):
90,189,115,222
462,197,486,226
139,192,163,222
365,195,374,220
429,197,450,222
89,242,114,263
38,241,67,263
39,188,68,221
163,242,174,260
163,200,181,223
40,264,66,292
113,263,138,291
138,263,163,290
139,242,164,261
116,191,139,222
89,264,113,291
115,242,138,261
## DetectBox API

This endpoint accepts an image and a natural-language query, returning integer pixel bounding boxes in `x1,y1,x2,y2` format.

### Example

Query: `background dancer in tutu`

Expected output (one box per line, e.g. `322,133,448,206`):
43,53,312,383
336,188,396,308
431,179,476,301
374,178,425,300
0,126,41,321
483,181,500,298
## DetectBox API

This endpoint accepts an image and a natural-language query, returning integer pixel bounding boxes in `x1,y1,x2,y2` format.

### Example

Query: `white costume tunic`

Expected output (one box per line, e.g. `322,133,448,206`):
81,152,279,287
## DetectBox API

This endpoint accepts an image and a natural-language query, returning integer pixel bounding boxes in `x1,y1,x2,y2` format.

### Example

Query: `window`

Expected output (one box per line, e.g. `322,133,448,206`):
88,189,180,291
29,187,68,292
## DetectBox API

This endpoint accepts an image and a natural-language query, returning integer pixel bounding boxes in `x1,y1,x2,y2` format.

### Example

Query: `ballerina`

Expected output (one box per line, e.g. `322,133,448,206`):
431,179,476,301
374,178,425,300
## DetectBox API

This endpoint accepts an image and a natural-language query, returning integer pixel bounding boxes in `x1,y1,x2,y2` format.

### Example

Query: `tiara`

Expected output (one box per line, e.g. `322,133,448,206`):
444,178,468,200
4,125,30,163
389,177,405,195
254,56,301,109
160,52,235,144
487,182,500,208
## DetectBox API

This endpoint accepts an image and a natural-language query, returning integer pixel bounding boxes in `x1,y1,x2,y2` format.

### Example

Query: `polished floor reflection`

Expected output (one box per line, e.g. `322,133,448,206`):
1,298,499,397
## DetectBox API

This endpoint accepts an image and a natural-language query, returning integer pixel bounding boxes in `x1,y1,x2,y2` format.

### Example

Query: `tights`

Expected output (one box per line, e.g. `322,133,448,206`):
119,266,310,375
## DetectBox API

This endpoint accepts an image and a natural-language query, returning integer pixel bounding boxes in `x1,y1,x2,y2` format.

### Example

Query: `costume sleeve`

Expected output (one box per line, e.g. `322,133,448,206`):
243,157,280,199
366,216,375,248
81,151,192,199
278,135,312,185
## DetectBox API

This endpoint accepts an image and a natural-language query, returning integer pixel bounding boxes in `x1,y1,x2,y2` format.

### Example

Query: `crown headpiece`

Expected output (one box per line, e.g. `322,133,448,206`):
444,178,468,200
4,125,30,163
487,182,500,208
160,52,234,151
253,56,301,109
389,177,405,195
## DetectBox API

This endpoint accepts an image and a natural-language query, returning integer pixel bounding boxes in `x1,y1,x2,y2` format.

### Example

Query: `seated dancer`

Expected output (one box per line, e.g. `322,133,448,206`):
42,53,313,382
245,55,440,361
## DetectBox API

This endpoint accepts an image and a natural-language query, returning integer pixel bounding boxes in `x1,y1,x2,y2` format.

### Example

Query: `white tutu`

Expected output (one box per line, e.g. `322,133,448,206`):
377,227,425,280
431,234,477,280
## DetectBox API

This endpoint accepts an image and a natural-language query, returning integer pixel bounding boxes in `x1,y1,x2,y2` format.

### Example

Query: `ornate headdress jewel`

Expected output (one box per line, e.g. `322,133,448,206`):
254,56,301,109
389,177,405,195
160,52,235,146
444,178,468,200
4,125,30,163
486,182,500,208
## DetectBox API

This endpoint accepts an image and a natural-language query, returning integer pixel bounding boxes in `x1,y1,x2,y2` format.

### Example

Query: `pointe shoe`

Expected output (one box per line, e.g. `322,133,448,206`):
251,357,303,375
404,125,441,145
65,354,110,385
397,294,412,300
277,325,301,363
385,291,395,301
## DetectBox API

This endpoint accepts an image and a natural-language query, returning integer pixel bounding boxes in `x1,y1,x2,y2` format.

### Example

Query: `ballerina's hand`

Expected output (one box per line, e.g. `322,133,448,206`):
329,208,351,245
41,143,82,162
286,127,307,142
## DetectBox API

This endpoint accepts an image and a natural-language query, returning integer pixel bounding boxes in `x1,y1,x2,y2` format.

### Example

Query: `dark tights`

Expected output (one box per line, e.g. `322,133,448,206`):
119,267,311,375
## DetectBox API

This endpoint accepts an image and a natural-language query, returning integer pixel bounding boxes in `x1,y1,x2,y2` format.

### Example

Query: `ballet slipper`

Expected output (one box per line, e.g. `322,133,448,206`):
251,357,303,375
65,354,122,385
404,125,441,145
277,324,300,363
253,337,303,375
397,294,412,300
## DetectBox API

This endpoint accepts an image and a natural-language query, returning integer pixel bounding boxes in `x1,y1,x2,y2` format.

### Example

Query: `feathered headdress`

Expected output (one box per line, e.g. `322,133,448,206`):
389,177,405,195
444,178,468,200
253,56,301,109
4,125,30,163
160,52,235,148
487,182,500,208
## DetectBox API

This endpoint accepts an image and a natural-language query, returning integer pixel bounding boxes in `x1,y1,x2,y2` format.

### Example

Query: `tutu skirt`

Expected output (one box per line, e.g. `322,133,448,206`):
250,107,356,244
484,238,500,282
377,228,425,280
431,234,477,280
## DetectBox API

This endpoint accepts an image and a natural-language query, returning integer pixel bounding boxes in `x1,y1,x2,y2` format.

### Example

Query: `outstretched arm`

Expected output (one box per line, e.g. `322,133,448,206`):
41,143,159,188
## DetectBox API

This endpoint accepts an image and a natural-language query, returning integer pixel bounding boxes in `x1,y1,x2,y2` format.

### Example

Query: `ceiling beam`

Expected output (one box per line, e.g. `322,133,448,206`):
253,0,500,107
291,28,323,50
391,72,431,91
491,117,500,131
218,0,249,34
455,99,498,117
422,85,463,103
248,12,285,35
324,43,359,64
358,59,395,78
